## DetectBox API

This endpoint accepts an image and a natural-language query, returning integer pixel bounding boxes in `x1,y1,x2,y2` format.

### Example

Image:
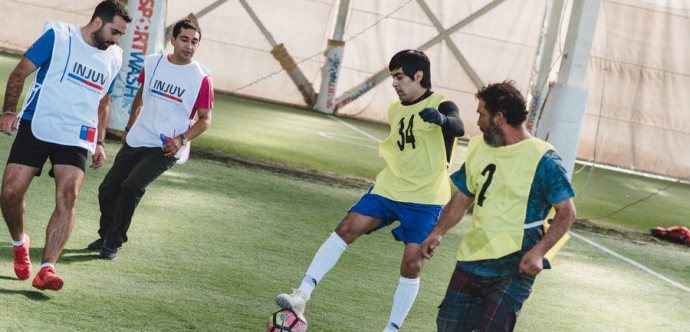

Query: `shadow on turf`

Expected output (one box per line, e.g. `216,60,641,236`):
58,248,102,264
0,287,51,300
0,246,101,265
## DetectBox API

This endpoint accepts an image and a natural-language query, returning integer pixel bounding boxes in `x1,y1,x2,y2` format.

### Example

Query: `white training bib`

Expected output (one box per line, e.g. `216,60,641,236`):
28,21,122,153
126,54,210,163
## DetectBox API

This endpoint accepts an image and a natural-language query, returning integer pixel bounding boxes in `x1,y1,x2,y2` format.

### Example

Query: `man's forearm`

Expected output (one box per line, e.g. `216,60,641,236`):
532,200,576,255
2,70,26,113
438,101,464,137
97,95,111,142
125,87,144,130
182,109,211,140
432,191,473,236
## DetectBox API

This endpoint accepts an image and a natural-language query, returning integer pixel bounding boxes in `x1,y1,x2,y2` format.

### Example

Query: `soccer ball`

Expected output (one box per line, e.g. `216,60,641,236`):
266,308,308,332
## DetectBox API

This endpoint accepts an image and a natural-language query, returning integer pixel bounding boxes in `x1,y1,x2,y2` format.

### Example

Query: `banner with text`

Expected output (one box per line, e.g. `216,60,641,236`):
109,0,167,132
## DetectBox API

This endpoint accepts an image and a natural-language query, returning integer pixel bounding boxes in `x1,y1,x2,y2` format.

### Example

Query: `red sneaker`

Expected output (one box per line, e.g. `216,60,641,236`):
13,235,32,280
32,266,64,291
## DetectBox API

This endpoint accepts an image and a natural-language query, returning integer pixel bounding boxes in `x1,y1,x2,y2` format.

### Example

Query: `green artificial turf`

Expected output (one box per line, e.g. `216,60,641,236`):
0,52,687,331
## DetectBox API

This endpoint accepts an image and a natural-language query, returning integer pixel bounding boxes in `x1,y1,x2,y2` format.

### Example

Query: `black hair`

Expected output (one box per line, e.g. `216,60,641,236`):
172,19,202,40
388,49,431,89
91,0,132,24
475,80,528,126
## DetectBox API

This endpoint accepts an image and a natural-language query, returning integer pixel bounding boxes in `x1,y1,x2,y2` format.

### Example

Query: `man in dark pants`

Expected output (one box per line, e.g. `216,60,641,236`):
89,19,214,259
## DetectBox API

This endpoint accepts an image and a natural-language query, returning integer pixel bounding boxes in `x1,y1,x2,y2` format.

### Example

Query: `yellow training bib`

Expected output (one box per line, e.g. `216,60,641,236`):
372,93,455,205
457,136,553,261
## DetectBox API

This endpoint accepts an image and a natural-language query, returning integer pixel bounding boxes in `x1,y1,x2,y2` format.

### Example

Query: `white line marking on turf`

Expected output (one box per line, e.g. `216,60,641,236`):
570,231,690,293
317,131,377,149
330,116,382,143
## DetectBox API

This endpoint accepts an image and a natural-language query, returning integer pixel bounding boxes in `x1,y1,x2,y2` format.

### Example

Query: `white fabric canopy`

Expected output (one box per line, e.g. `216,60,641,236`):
2,0,689,179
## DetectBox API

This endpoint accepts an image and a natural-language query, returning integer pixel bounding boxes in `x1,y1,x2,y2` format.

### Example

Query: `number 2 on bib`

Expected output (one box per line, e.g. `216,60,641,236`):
477,163,496,207
396,115,416,151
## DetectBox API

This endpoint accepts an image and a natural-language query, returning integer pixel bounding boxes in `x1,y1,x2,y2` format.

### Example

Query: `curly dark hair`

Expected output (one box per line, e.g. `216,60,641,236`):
475,80,527,126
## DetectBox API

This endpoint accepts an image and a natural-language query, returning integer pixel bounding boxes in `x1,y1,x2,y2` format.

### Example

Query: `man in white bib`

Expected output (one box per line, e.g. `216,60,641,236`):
0,0,130,291
88,19,214,260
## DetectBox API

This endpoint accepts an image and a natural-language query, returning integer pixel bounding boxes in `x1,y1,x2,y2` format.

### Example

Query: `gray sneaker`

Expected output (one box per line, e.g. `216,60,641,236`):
87,238,104,251
275,289,308,313
99,245,118,260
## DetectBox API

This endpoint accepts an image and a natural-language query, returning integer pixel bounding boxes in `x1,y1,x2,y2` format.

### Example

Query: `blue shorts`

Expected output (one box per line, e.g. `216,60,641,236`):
350,188,443,244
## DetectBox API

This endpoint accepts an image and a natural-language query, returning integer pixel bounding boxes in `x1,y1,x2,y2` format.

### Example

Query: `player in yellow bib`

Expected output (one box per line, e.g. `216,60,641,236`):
421,81,576,331
276,50,465,331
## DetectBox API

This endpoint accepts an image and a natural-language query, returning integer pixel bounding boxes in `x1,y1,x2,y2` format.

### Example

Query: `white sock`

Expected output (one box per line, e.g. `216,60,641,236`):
40,263,55,271
297,232,347,299
384,276,420,332
12,234,26,246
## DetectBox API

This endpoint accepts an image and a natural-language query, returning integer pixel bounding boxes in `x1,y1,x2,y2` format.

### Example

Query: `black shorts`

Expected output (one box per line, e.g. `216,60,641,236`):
7,120,88,177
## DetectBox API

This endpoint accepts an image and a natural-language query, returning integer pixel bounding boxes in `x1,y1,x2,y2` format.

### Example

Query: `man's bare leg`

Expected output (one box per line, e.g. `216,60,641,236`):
383,243,425,332
0,163,37,241
42,164,84,264
31,164,84,291
1,163,38,280
276,212,383,312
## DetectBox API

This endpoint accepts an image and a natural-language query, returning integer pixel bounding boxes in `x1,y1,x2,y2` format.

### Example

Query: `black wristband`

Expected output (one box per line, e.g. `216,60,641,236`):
124,126,131,131
96,141,104,146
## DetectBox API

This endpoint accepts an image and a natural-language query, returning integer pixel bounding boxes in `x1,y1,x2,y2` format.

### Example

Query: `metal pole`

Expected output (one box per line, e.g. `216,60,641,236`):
334,0,505,112
238,0,317,106
416,0,483,88
332,0,350,40
315,0,351,113
526,0,565,132
164,0,228,39
238,0,277,46
416,0,505,51
534,0,601,178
